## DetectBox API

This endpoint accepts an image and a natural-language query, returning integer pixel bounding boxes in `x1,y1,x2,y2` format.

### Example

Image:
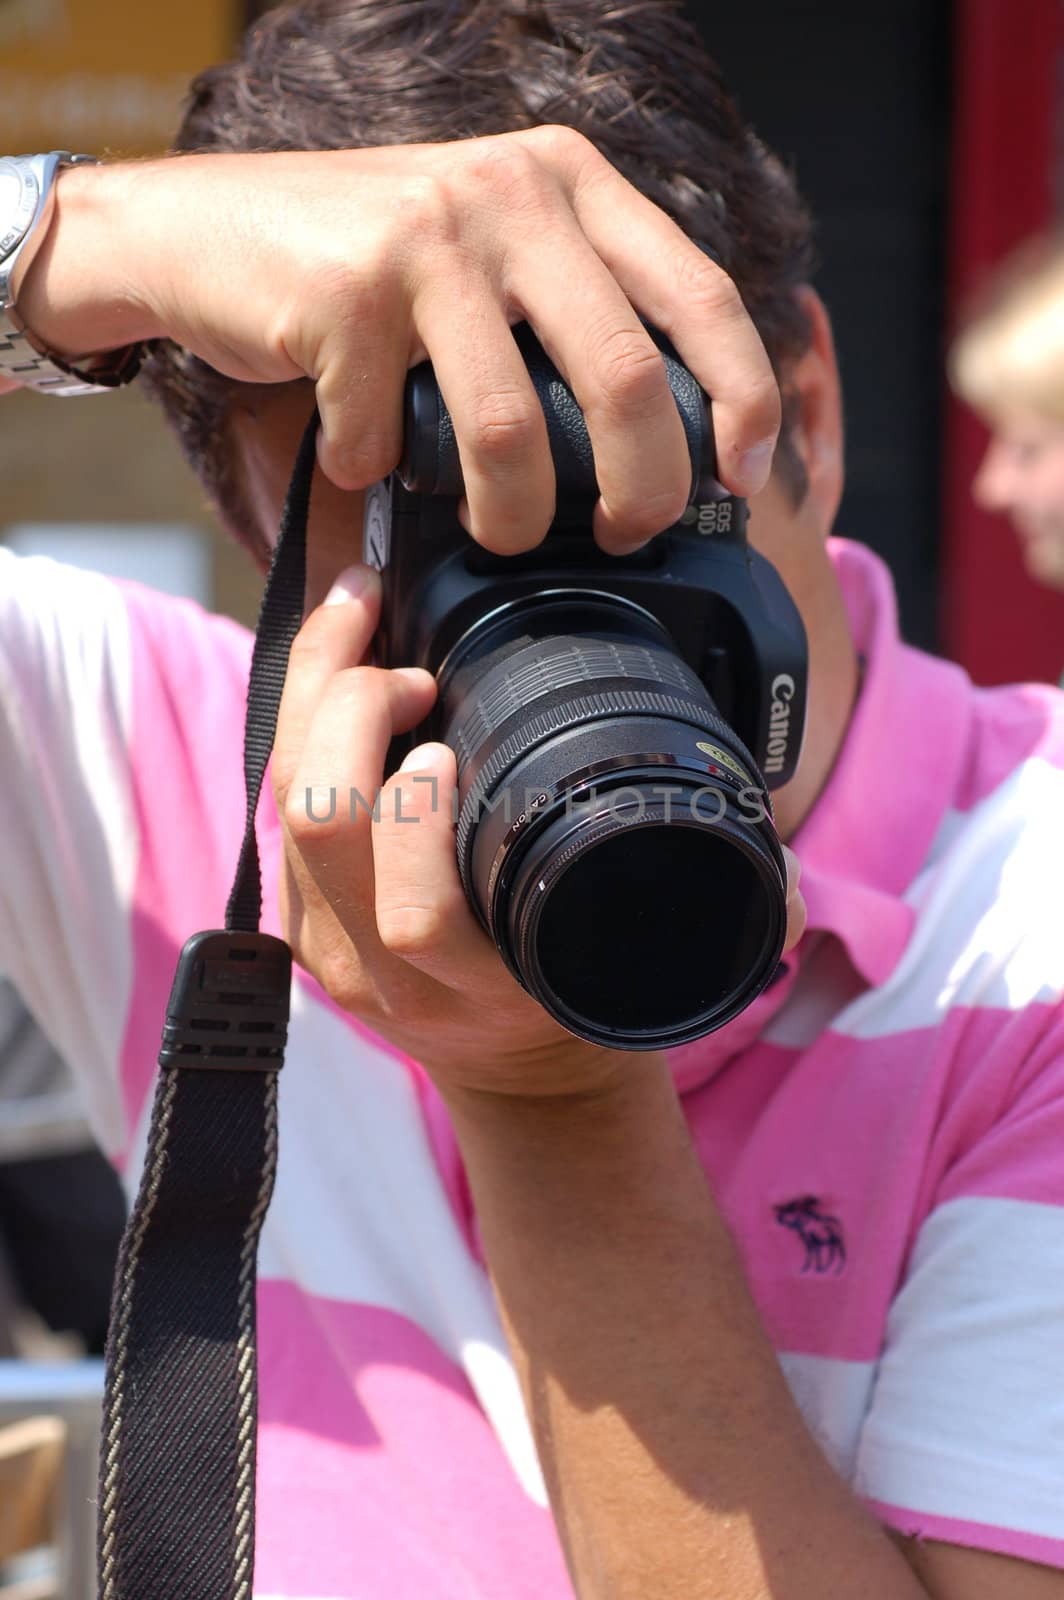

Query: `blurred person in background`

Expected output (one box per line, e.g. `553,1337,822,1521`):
2,3,1064,1598
952,234,1064,605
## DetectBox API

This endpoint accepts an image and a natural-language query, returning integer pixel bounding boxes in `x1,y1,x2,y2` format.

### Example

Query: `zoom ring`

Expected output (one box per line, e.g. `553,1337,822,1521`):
449,639,707,773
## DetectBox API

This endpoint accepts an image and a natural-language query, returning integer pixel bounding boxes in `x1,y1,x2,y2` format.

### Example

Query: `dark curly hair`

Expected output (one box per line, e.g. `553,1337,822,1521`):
142,0,815,559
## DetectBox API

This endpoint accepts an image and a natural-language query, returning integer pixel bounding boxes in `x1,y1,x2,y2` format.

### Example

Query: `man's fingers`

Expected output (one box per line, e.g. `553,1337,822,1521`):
544,134,782,498
504,219,693,553
280,131,780,535
373,743,501,985
274,564,393,803
295,265,411,494
283,664,435,927
414,279,556,553
781,845,807,953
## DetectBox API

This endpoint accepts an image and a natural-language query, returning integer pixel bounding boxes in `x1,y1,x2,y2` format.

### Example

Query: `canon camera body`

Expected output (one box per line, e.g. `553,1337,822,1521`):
363,323,808,1051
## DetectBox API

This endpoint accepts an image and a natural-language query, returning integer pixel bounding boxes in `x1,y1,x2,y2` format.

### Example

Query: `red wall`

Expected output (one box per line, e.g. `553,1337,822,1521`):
943,0,1064,683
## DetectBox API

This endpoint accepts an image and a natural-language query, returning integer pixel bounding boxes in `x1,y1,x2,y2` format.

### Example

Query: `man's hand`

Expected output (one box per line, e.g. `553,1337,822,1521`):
273,560,806,1099
15,130,780,553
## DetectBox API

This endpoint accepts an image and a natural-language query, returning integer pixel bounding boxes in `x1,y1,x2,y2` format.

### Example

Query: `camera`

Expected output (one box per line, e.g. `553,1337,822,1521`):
363,323,807,1051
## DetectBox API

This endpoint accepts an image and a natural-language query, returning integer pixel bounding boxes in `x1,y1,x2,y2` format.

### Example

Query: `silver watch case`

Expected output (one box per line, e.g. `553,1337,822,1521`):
0,151,110,396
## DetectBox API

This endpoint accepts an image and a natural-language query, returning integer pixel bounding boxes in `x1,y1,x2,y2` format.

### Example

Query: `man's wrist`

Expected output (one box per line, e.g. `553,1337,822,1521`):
11,159,162,361
439,1048,674,1141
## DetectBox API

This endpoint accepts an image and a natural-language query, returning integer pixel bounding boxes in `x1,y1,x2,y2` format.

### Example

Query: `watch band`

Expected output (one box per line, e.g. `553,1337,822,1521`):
0,152,144,396
0,320,87,394
0,304,145,395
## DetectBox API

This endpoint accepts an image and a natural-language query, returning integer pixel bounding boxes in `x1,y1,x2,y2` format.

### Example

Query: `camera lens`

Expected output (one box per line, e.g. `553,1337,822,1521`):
440,595,787,1051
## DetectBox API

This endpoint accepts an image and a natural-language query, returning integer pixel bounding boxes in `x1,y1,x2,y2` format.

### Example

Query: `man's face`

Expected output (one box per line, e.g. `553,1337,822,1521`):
972,411,1064,591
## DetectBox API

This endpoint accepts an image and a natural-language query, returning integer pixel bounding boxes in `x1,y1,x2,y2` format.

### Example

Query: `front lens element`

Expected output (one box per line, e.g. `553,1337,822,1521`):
528,818,772,1037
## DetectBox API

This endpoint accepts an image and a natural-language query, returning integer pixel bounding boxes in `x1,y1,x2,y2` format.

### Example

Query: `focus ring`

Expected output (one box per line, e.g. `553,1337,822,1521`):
454,686,734,877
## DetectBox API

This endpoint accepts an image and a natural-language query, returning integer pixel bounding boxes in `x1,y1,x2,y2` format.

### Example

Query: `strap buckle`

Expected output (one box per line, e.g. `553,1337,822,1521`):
158,930,291,1071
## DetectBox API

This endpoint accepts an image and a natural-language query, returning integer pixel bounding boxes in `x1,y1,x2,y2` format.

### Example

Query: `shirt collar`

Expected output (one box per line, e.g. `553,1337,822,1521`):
792,538,972,987
668,538,972,1094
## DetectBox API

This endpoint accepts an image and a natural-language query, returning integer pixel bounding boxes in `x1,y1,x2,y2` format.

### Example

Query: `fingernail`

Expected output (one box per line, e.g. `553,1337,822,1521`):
738,439,775,494
323,564,378,606
782,844,802,890
399,743,440,773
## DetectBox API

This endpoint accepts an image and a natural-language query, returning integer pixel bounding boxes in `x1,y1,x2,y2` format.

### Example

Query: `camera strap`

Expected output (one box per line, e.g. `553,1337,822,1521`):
96,410,321,1600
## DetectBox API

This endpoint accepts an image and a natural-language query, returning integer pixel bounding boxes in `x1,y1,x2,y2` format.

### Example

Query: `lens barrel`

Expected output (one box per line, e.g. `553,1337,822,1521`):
440,596,787,1050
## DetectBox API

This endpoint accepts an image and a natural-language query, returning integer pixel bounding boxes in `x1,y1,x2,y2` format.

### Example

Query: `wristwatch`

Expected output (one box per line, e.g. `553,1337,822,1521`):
0,151,143,396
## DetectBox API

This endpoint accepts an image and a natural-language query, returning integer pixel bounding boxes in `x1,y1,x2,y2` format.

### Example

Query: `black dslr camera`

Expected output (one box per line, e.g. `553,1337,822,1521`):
364,324,807,1051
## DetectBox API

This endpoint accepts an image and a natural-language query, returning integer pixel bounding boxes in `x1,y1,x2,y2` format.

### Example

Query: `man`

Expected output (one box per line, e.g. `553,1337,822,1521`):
1,2,1062,1596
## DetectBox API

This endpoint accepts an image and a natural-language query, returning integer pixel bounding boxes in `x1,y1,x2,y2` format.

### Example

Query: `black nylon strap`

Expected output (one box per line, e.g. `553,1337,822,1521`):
227,411,320,934
98,409,322,1599
97,1068,279,1600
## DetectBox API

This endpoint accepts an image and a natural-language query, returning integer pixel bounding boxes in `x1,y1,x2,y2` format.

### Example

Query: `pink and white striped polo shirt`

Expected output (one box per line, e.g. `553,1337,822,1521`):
1,536,1062,1596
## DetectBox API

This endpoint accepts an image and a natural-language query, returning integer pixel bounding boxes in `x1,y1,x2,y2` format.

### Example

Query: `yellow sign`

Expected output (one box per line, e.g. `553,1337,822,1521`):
0,0,240,155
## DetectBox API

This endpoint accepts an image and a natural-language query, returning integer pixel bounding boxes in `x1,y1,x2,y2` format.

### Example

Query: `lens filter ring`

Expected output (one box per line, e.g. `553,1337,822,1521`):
496,771,787,1051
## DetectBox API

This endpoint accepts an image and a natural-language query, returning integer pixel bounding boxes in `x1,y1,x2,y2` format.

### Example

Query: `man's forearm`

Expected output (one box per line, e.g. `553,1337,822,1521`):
443,1058,928,1600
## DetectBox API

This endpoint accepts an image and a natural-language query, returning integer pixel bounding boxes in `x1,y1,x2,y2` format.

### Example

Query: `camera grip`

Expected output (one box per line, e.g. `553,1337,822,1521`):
399,321,723,503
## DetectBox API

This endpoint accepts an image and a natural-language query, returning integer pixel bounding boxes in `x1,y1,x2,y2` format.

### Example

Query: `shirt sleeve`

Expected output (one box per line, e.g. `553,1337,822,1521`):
853,1002,1064,1569
0,547,253,1162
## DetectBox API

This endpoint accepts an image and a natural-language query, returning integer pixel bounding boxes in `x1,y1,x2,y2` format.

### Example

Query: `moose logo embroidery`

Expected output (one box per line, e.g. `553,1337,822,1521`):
774,1195,846,1275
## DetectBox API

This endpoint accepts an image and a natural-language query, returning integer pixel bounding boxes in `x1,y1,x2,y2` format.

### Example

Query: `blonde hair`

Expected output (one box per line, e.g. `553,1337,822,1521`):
951,233,1064,425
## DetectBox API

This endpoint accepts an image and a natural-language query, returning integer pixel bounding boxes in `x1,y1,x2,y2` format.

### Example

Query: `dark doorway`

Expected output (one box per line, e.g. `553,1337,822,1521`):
686,0,951,650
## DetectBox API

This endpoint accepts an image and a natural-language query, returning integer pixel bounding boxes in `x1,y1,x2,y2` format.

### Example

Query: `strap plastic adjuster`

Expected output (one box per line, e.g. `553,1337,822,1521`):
158,930,291,1071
